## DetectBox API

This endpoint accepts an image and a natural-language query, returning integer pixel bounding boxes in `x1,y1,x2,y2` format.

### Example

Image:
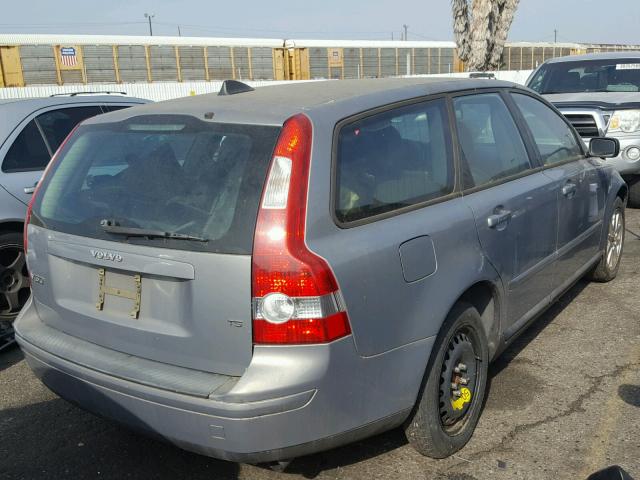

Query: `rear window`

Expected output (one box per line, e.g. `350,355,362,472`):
32,115,279,254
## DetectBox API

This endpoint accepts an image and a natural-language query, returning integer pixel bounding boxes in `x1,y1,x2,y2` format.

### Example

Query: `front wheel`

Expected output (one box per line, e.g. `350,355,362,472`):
404,302,489,458
0,232,30,323
589,197,625,282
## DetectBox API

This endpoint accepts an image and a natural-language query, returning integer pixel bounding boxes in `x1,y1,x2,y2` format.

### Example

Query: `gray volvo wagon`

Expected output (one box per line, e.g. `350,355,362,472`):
14,78,626,464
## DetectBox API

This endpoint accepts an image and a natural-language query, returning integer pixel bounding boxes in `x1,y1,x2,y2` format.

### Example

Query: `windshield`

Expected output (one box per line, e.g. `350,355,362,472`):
32,115,279,254
528,58,640,94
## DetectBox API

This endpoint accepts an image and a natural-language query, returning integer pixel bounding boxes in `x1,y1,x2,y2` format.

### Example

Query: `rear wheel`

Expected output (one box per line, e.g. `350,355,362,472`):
405,302,488,458
589,197,625,282
0,232,30,323
628,177,640,208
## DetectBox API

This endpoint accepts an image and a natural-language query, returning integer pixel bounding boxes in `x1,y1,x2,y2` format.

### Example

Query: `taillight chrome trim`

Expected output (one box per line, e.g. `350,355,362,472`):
252,291,343,321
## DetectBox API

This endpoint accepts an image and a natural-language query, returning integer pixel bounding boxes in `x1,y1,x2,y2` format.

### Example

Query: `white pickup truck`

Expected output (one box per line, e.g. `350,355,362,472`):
527,52,640,207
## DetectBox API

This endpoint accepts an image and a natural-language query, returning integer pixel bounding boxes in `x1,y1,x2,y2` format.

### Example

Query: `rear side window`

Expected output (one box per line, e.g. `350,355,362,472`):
511,93,584,166
37,106,103,152
453,93,531,189
33,115,280,254
336,98,454,223
2,120,51,172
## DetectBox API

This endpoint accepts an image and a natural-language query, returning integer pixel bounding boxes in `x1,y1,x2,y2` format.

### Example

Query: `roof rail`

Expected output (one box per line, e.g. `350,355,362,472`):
218,80,254,96
50,91,127,97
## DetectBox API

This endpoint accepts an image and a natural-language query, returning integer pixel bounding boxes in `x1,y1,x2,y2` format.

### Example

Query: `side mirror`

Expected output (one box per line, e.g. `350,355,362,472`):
589,137,620,158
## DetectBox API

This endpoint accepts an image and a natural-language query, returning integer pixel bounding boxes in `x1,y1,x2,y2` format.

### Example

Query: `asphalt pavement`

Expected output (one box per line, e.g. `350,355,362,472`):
1,210,639,480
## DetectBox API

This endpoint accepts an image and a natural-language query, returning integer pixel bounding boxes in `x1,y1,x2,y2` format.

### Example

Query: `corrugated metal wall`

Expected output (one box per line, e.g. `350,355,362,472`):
362,48,378,78
149,45,178,81
0,79,315,101
397,48,411,75
233,47,251,80
117,45,148,82
178,46,205,81
250,47,273,79
84,45,117,83
380,48,396,76
20,45,57,85
207,46,233,80
343,48,359,79
309,48,328,79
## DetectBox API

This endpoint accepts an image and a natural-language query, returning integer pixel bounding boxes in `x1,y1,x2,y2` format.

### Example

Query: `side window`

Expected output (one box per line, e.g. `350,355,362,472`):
36,106,103,152
336,98,454,223
2,120,51,172
511,93,584,166
453,93,531,189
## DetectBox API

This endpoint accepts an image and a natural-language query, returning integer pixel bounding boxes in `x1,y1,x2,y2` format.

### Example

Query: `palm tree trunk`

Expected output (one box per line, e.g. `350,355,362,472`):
488,0,519,69
452,0,471,63
468,0,495,71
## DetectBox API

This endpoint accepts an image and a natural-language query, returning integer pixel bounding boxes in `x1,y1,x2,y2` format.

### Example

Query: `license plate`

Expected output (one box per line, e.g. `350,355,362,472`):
96,268,142,319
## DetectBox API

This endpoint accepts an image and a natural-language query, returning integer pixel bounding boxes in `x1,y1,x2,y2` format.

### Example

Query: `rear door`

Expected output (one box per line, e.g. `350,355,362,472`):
29,115,280,375
510,92,606,287
454,92,558,334
1,105,103,205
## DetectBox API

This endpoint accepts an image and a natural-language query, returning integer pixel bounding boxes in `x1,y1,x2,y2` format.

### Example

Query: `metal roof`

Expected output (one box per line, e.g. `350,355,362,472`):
0,33,284,47
85,77,523,127
0,34,634,52
545,51,640,63
284,39,457,49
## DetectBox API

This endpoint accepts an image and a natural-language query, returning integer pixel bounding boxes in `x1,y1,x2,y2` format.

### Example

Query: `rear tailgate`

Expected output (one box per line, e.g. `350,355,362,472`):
28,114,279,375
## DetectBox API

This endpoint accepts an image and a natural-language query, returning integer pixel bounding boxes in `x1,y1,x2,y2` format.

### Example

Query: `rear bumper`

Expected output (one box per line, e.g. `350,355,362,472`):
15,298,433,463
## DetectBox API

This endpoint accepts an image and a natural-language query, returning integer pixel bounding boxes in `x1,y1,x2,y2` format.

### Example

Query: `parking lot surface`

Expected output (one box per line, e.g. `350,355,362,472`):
1,210,639,480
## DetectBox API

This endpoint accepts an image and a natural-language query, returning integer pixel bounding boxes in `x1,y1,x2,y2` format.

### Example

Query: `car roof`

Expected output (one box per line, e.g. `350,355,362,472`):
545,51,640,64
86,78,526,127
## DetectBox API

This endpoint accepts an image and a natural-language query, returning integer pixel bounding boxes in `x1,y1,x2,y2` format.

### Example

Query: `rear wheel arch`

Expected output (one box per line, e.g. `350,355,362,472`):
453,281,501,360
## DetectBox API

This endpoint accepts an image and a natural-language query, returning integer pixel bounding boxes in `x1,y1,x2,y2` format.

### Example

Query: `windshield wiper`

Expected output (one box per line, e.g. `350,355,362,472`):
100,220,208,242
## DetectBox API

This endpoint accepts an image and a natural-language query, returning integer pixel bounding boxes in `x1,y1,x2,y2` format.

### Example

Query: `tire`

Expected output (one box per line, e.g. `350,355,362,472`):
589,197,625,282
0,231,30,323
404,301,489,459
628,177,640,209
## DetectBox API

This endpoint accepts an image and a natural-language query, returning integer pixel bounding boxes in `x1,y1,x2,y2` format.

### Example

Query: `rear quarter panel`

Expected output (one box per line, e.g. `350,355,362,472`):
0,182,28,226
304,109,503,358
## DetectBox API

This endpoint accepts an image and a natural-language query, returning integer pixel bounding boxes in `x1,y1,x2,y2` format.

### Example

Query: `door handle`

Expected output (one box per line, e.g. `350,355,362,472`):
487,208,512,229
23,182,38,195
562,182,577,197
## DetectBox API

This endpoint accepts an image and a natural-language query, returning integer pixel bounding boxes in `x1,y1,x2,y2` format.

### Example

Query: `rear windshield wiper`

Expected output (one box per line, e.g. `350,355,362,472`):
100,221,208,242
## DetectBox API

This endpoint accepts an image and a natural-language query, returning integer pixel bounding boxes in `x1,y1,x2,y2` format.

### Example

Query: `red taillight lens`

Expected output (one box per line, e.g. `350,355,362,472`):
251,114,351,345
23,123,81,253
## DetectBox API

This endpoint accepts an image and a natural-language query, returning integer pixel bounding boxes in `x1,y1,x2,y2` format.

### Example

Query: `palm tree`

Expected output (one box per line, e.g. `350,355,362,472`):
452,0,520,71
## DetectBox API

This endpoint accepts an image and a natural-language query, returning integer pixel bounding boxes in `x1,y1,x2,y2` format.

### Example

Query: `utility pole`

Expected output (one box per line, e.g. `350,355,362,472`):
554,29,557,44
178,25,182,37
144,13,155,36
403,24,408,41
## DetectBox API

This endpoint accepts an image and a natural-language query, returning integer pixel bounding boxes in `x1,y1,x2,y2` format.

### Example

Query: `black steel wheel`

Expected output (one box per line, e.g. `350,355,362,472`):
405,302,489,458
438,330,480,434
0,232,30,322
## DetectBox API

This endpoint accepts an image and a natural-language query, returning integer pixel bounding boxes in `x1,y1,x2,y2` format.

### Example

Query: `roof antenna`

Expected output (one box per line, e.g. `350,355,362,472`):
218,80,255,96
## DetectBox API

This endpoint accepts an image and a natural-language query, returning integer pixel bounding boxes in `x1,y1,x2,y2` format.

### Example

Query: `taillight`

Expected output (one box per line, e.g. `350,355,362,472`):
251,114,351,345
24,123,81,253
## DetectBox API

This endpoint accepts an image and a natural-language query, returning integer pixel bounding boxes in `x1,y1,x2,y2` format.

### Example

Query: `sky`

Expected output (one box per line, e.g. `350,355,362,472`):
1,0,638,45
